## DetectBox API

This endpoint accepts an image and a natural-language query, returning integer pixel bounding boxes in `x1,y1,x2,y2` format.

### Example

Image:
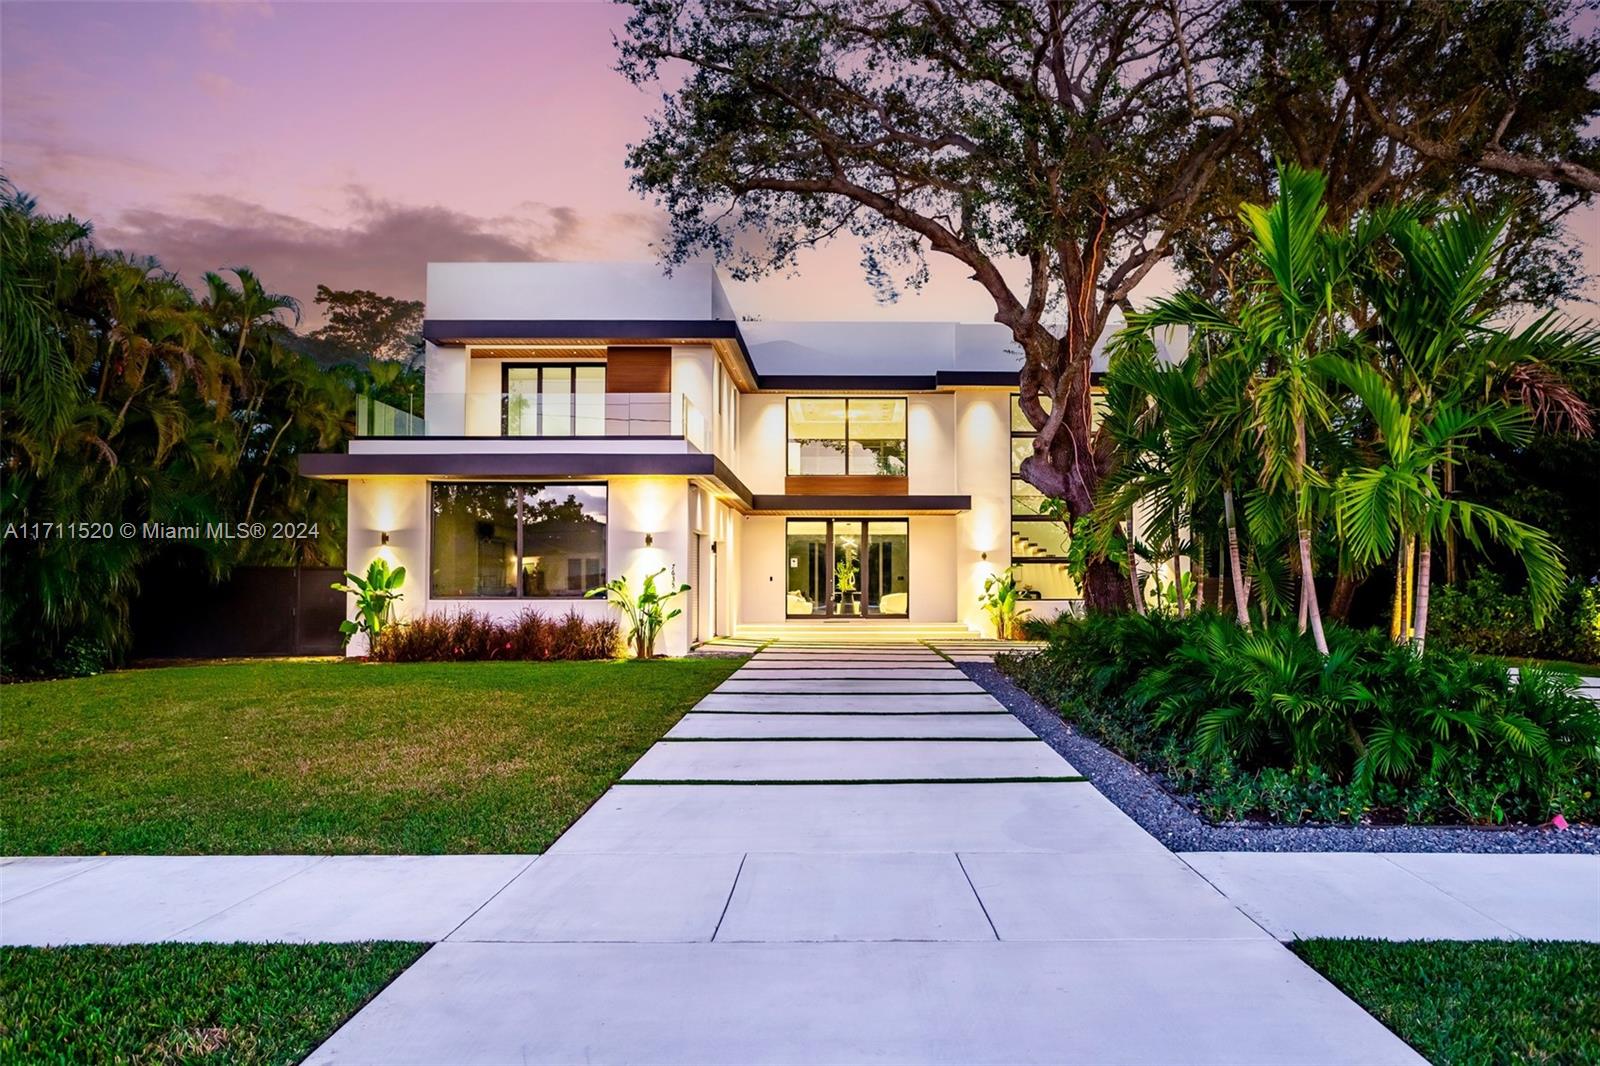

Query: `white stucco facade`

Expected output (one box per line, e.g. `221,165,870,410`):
310,262,1185,653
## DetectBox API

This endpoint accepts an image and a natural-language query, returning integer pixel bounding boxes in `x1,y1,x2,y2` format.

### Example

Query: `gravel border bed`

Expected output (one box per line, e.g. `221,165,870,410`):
962,659,1599,855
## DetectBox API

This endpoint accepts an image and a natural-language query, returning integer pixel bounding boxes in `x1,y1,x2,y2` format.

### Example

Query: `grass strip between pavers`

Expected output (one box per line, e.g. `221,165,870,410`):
1292,939,1600,1065
683,709,1011,715
0,941,427,1065
659,736,1043,742
617,776,1089,785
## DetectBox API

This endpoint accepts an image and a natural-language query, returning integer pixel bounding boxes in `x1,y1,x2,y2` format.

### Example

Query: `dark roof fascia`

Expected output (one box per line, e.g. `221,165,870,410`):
749,494,971,513
298,450,753,506
421,319,1106,390
757,374,936,392
934,370,1018,388
422,318,758,384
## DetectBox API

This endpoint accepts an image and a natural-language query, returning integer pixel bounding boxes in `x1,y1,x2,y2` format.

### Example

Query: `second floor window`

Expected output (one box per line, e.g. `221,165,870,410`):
787,397,907,477
504,363,605,436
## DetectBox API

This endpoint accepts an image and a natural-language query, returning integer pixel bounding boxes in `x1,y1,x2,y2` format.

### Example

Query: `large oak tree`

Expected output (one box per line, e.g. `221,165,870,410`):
616,0,1599,611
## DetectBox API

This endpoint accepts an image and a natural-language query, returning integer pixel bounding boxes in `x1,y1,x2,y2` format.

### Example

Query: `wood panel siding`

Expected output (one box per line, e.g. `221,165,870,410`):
784,475,908,496
605,346,672,393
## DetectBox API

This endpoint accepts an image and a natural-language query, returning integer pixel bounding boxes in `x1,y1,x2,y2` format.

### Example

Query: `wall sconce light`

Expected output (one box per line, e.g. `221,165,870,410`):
644,533,654,547
710,541,718,554
381,531,391,545
980,551,987,561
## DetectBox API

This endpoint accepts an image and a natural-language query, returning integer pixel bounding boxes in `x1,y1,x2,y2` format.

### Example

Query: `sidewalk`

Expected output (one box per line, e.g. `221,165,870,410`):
9,641,1591,1062
305,642,1422,1065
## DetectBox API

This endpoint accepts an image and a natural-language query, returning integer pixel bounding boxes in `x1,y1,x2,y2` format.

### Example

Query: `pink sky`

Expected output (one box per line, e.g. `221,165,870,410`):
3,1,1595,328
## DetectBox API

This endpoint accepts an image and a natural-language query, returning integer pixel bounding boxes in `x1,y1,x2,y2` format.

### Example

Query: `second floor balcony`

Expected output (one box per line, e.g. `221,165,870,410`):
356,392,709,451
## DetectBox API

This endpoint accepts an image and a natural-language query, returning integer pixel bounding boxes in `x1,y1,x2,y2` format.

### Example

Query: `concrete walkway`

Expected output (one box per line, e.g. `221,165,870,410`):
12,640,1588,1060
1182,851,1600,941
306,641,1424,1065
1,856,533,945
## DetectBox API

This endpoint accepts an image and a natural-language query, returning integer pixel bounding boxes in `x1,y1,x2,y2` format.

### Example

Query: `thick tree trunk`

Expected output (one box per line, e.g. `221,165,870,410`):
1413,465,1435,653
1413,537,1433,655
1297,526,1328,653
1442,461,1458,586
1394,534,1416,643
1293,417,1328,654
1170,533,1186,618
1223,488,1249,627
1328,567,1363,622
1015,322,1128,614
1126,510,1146,616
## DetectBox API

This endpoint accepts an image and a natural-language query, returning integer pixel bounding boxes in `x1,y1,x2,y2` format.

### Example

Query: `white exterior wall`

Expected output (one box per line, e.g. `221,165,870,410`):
426,262,731,322
736,394,788,493
907,393,956,495
344,476,694,658
953,391,1014,636
670,345,716,447
737,515,787,624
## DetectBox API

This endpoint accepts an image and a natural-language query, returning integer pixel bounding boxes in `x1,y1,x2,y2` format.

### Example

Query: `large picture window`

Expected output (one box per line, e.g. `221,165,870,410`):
504,363,605,437
431,482,607,598
1009,392,1098,599
786,397,907,476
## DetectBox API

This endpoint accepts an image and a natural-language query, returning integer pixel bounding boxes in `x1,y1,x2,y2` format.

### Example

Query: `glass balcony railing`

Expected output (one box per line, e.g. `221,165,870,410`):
356,392,708,450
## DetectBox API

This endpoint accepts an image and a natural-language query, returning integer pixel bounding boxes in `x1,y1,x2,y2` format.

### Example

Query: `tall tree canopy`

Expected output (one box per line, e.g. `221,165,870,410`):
307,285,424,366
0,180,408,676
617,0,1599,610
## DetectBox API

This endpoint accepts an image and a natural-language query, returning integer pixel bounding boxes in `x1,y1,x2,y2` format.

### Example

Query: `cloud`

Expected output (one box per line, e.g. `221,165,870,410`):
195,71,240,100
99,188,659,324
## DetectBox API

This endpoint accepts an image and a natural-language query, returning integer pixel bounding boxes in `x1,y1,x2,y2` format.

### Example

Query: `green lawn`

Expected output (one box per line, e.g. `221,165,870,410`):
0,941,424,1064
1,658,741,854
1494,655,1600,679
1293,939,1600,1065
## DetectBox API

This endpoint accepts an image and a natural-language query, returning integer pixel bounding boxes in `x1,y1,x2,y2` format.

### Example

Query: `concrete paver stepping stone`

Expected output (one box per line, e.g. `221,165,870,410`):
547,784,1161,856
730,667,965,680
1382,853,1600,940
304,940,1425,1065
450,854,742,943
959,851,1269,941
716,853,995,942
665,713,1037,739
177,855,535,943
621,739,1077,781
1,856,325,945
694,693,1005,714
1179,852,1520,940
717,678,984,694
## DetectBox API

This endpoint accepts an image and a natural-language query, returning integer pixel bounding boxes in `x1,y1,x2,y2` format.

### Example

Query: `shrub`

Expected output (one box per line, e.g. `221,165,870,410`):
1430,570,1600,664
369,609,619,663
999,611,1600,825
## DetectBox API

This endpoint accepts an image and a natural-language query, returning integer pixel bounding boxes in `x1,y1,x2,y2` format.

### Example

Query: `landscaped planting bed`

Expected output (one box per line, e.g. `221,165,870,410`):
1,657,741,854
996,612,1599,832
0,941,426,1064
1292,939,1600,1065
369,608,620,662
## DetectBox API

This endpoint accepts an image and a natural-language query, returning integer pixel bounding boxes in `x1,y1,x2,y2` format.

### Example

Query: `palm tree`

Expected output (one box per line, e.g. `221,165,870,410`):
1347,204,1598,650
1323,357,1567,651
1114,165,1348,650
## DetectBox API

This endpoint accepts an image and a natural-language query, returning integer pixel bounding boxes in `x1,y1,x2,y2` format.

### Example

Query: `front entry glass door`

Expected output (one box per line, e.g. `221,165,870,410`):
785,518,909,618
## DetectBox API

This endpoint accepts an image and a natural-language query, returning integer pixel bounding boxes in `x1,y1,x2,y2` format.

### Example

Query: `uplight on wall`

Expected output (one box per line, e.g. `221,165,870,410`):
644,533,654,547
380,531,391,545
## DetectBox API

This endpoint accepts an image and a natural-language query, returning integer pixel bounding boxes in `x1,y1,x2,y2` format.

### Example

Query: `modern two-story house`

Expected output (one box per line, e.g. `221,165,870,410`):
301,263,1183,655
